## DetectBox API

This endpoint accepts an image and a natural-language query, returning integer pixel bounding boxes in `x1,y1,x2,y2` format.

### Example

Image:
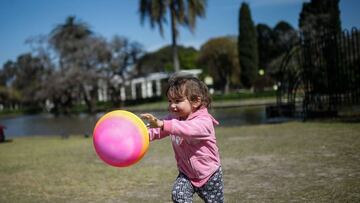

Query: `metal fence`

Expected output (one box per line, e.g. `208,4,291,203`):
266,27,360,119
301,28,360,118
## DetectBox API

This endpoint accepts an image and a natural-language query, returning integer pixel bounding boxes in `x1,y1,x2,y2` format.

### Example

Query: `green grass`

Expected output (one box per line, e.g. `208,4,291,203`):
0,121,359,202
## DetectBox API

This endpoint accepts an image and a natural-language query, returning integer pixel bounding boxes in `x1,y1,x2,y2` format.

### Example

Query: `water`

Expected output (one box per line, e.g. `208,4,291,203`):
0,106,268,138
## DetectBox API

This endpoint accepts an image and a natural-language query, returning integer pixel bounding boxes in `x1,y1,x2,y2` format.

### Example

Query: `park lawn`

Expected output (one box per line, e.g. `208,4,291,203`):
0,121,359,203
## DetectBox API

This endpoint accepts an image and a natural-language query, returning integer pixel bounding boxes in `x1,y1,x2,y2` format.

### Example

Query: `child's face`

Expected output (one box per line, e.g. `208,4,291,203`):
167,96,195,120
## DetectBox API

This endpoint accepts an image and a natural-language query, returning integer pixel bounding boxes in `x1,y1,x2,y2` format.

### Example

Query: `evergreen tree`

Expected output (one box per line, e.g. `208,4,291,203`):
299,0,342,97
256,24,274,73
299,0,341,38
238,2,258,88
273,21,298,52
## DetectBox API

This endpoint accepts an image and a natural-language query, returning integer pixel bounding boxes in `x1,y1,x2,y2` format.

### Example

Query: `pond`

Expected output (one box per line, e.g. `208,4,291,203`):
0,106,275,138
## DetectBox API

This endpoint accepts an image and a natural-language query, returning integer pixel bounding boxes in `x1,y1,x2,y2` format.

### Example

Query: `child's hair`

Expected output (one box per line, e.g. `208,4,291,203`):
166,72,212,108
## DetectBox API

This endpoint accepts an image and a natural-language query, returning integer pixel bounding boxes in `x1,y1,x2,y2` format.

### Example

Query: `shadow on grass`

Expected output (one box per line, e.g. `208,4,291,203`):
0,139,13,144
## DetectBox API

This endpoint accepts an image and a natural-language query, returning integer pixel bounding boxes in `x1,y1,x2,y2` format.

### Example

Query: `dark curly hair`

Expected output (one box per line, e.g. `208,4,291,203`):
166,72,212,108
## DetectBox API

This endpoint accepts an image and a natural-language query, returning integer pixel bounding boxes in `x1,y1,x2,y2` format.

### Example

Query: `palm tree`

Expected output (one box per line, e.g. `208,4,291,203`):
139,0,206,72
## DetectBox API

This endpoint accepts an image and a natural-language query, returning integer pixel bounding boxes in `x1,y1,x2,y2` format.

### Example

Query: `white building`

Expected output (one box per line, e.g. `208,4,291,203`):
98,69,203,102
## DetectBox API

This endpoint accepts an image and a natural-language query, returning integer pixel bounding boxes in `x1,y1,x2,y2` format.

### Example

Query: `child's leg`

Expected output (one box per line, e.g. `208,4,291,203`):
196,167,224,203
172,172,195,203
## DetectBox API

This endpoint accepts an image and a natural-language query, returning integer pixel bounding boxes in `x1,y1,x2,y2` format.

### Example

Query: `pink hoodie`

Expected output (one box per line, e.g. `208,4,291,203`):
148,107,221,187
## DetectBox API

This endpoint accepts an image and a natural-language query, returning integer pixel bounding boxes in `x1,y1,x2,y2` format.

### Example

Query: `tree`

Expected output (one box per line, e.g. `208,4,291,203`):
139,0,206,72
299,0,341,38
255,21,300,92
108,36,143,78
238,2,258,88
11,53,48,109
299,0,342,96
256,23,275,73
135,45,198,75
49,16,102,113
0,61,20,109
257,21,299,73
0,61,16,87
49,16,93,68
273,21,299,53
197,37,240,93
107,36,144,106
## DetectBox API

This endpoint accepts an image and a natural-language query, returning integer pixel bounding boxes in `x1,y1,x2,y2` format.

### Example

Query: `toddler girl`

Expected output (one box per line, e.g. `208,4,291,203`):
141,73,224,203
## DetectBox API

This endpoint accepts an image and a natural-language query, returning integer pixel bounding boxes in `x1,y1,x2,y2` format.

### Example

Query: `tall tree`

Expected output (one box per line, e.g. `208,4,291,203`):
238,2,258,88
299,0,342,97
49,16,93,68
49,16,102,113
299,0,341,38
256,23,274,73
139,0,206,72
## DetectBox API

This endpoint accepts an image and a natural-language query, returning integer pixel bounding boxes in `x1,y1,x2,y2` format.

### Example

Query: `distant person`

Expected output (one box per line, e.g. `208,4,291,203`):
0,124,6,142
141,73,224,203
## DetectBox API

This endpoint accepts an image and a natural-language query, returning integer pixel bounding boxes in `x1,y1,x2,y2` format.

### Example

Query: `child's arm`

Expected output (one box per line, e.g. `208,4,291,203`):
140,113,164,129
163,116,214,140
140,113,169,141
141,113,215,140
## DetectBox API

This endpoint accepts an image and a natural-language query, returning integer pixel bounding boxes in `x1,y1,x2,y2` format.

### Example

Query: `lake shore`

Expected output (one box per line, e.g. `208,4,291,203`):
0,98,276,138
123,97,276,112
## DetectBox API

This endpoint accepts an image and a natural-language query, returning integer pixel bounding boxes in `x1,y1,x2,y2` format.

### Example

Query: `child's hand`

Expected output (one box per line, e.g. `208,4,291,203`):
140,113,164,129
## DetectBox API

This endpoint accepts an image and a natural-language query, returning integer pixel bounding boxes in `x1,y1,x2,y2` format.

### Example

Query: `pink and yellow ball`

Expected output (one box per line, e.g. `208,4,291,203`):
93,110,149,167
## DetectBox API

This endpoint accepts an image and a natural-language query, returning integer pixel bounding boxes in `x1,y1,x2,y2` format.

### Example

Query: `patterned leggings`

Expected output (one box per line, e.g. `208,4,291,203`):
171,167,224,203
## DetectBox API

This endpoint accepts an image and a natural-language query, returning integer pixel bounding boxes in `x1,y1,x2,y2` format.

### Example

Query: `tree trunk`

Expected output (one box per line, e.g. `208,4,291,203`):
170,2,180,72
82,83,97,113
224,75,230,94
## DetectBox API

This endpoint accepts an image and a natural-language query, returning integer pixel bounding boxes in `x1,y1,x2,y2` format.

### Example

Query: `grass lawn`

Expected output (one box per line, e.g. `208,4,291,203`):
0,121,359,202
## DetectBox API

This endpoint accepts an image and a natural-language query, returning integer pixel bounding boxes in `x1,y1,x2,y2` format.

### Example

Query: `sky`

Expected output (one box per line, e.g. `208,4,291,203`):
0,0,359,66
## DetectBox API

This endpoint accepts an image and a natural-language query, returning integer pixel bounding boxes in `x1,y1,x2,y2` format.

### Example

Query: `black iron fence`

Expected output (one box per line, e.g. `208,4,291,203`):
266,28,360,119
301,28,360,118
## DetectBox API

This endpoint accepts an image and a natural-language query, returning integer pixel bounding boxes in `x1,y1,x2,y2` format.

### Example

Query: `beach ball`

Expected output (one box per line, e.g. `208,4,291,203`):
93,110,149,167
